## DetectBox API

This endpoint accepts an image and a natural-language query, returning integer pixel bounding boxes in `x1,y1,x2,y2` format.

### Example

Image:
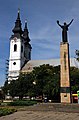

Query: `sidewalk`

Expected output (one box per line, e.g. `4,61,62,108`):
1,110,79,120
0,103,79,120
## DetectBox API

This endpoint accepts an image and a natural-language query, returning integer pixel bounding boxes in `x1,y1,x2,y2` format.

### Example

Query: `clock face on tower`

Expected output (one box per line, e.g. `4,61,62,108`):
13,37,17,42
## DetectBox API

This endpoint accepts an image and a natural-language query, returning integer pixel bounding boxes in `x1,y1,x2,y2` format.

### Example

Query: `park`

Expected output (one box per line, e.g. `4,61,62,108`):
0,18,79,120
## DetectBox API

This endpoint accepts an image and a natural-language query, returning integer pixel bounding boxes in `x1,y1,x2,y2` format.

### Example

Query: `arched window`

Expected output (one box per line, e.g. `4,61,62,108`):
14,44,17,52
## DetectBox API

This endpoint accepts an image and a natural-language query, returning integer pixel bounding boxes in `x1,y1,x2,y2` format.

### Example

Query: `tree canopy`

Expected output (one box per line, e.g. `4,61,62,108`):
3,64,60,101
70,67,79,93
2,64,79,101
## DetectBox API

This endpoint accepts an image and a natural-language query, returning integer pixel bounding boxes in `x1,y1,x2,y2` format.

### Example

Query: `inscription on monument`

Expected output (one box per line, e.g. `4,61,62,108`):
64,52,66,70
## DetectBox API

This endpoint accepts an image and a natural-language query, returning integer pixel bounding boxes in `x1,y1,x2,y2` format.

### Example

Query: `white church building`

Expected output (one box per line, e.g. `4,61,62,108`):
8,10,79,83
8,10,31,82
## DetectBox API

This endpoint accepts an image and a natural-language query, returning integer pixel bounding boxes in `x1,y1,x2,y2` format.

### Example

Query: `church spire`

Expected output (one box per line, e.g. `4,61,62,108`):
25,20,27,29
17,8,20,19
12,9,23,37
23,20,30,42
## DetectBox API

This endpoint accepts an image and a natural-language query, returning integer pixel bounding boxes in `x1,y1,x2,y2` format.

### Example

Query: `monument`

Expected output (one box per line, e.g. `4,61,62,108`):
57,19,73,103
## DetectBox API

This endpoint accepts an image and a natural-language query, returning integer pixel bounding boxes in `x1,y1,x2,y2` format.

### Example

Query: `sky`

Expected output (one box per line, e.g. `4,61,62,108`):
0,0,79,86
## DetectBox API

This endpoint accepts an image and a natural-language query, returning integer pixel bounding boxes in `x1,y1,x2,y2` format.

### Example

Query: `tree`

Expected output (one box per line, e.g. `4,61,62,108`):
31,64,60,100
70,49,79,93
70,67,79,93
2,80,9,98
3,64,60,101
0,88,4,100
9,73,33,100
3,64,79,101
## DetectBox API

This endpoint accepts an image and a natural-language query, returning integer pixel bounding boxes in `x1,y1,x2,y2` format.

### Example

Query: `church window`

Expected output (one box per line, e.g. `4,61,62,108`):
14,44,17,52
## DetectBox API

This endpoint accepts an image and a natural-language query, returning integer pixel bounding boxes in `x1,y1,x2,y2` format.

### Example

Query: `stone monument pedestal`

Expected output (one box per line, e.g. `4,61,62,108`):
60,42,71,103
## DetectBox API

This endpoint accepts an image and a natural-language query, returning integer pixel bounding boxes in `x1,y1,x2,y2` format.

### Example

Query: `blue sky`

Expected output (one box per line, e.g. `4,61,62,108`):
0,0,79,86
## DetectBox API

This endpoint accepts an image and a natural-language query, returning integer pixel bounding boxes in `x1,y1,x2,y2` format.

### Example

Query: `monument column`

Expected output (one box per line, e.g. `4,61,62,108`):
57,19,73,103
60,42,71,103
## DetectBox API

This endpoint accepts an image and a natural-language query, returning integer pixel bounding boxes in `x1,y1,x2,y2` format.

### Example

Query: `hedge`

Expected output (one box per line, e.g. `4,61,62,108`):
7,100,37,106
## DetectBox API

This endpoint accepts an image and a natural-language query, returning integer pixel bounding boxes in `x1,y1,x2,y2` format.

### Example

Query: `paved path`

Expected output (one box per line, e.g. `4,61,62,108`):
1,103,79,120
0,111,79,120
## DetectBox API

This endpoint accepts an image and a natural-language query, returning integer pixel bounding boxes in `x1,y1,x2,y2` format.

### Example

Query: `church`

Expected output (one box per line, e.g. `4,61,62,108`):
8,10,78,83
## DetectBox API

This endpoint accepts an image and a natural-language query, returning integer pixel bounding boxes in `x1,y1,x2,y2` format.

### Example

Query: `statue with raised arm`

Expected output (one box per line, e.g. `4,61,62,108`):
57,19,73,42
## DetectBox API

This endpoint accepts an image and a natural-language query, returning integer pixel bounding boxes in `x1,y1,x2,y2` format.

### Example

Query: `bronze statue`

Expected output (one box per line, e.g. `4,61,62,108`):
57,19,73,42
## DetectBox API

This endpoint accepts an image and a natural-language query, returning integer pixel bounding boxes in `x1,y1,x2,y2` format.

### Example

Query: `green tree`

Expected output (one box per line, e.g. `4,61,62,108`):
70,67,79,93
31,64,60,100
2,80,10,99
69,50,79,93
2,80,9,95
3,64,60,101
9,73,34,100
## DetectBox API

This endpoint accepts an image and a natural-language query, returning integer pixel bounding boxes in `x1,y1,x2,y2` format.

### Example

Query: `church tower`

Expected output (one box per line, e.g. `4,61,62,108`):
8,10,31,83
23,20,32,63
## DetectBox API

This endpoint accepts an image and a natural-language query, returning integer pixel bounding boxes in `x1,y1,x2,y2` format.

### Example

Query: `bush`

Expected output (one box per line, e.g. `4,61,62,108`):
7,100,37,106
0,108,17,117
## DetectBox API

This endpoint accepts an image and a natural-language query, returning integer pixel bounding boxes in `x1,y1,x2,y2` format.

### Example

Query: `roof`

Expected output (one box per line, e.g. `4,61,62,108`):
21,58,79,72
